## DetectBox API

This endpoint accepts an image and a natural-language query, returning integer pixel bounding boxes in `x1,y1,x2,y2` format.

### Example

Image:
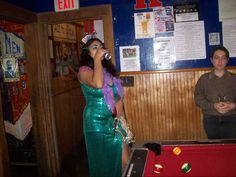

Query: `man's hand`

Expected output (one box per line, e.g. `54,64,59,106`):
214,102,236,114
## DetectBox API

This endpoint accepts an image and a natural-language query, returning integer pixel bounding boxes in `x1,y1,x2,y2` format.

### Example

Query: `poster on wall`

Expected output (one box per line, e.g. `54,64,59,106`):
174,4,199,22
94,20,104,42
83,19,104,42
1,56,20,82
218,0,236,21
4,104,32,140
119,45,140,71
0,29,24,57
223,18,236,57
153,6,174,34
153,37,176,66
174,21,206,61
53,41,78,78
53,23,77,41
134,12,155,39
0,19,32,140
209,32,220,46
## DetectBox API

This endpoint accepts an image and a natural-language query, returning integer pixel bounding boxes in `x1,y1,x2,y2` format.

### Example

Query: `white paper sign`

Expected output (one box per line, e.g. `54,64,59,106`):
134,12,155,39
223,19,236,57
153,37,176,65
174,21,206,61
119,46,140,72
218,0,236,21
209,32,220,46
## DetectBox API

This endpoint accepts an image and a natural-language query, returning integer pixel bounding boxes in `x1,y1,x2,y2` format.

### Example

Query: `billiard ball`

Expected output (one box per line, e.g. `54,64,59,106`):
173,146,181,155
181,163,191,173
153,164,163,174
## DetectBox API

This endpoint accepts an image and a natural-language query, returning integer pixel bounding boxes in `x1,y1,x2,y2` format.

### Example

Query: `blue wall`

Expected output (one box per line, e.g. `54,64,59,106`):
6,0,236,71
112,0,236,71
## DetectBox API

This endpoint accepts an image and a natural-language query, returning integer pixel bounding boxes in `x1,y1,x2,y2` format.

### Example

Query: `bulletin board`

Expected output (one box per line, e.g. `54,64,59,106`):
112,0,236,71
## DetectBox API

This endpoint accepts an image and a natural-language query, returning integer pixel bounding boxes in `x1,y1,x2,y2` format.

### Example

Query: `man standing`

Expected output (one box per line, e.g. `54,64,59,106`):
194,46,236,139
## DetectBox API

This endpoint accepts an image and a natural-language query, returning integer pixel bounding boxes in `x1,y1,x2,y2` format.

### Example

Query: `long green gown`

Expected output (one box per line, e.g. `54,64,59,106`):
80,83,123,177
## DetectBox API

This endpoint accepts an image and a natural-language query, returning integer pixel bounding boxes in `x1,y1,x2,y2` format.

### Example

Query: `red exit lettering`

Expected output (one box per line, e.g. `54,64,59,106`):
58,0,75,10
134,0,162,9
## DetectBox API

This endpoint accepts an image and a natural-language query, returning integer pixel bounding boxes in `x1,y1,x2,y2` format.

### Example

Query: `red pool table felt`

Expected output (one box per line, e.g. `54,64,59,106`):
144,143,236,176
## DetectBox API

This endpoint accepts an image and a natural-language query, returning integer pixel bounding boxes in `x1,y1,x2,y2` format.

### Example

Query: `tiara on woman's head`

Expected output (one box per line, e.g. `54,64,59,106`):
81,31,97,44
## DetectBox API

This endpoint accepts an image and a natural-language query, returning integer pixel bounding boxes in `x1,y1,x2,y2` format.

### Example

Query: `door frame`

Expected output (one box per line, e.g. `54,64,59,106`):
24,4,115,176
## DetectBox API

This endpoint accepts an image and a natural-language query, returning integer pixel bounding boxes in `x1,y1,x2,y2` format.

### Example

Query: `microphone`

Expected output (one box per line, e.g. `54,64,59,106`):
104,52,112,60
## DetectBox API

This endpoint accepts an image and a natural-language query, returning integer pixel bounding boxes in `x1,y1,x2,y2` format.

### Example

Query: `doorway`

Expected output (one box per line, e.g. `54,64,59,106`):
24,4,115,176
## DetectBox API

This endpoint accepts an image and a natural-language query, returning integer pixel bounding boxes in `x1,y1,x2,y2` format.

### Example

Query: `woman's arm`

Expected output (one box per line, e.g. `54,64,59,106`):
78,48,105,88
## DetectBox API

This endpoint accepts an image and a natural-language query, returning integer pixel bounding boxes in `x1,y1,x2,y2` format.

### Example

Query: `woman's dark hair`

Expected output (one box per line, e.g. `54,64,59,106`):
78,38,118,77
210,46,229,59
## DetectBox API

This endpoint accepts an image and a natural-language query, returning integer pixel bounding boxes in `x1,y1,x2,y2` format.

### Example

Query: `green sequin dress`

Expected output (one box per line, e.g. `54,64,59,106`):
80,83,123,177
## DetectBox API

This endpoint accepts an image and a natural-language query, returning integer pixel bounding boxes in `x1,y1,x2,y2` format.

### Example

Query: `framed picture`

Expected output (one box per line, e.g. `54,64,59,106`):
51,41,79,78
1,56,20,82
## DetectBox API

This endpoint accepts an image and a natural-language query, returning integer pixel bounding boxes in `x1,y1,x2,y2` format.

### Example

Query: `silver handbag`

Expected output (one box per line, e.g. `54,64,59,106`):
114,115,135,145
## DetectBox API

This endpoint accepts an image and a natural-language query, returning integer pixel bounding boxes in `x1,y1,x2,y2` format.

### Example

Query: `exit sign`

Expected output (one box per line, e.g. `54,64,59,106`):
54,0,79,12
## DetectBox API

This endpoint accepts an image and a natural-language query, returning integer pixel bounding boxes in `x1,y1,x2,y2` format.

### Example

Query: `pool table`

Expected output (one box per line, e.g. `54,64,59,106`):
122,140,236,177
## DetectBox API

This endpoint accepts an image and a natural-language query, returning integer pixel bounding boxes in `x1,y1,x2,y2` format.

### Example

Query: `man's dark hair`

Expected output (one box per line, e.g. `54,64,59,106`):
210,46,229,58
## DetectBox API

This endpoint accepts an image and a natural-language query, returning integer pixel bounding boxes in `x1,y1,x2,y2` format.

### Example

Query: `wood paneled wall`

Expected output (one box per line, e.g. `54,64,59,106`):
122,68,236,142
